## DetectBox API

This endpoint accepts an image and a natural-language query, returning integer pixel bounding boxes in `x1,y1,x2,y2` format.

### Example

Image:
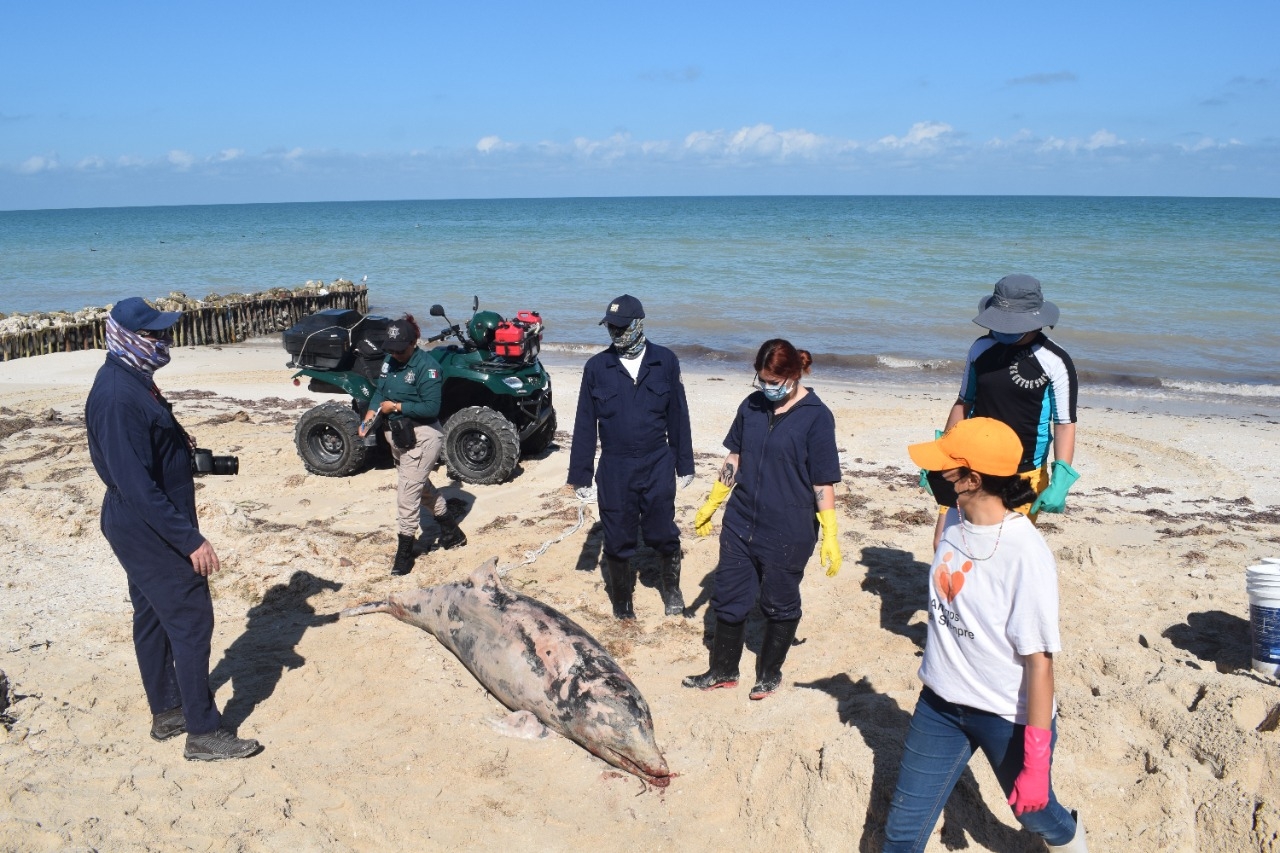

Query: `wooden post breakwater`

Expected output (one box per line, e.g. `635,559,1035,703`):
0,283,369,362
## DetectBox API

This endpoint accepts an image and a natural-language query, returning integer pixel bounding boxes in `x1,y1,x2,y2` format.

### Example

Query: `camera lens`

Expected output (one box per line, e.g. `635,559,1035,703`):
211,455,239,476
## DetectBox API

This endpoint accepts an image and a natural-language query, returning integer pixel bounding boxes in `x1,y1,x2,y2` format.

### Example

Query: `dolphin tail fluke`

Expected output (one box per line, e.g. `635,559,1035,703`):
338,600,393,618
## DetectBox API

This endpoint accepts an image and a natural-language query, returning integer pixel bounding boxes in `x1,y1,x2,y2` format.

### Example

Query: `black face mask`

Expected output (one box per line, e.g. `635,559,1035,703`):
926,470,963,507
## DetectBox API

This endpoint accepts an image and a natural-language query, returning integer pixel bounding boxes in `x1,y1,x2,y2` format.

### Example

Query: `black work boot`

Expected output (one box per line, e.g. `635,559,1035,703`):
435,515,467,550
749,618,800,700
602,554,636,620
659,550,686,617
682,619,746,689
390,533,416,576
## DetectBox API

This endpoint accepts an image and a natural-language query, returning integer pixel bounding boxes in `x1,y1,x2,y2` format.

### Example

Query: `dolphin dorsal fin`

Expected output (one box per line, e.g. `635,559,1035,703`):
468,557,503,592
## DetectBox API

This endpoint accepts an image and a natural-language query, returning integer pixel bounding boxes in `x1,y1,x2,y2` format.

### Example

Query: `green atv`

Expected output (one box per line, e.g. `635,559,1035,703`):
283,298,556,485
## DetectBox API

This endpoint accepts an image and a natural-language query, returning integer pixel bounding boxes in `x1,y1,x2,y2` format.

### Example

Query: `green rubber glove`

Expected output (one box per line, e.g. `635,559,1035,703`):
817,509,842,577
694,481,733,536
1030,460,1080,514
919,429,944,493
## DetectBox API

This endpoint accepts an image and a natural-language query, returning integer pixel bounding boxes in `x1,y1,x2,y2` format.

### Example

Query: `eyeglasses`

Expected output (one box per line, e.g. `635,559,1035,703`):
137,329,168,340
753,372,791,390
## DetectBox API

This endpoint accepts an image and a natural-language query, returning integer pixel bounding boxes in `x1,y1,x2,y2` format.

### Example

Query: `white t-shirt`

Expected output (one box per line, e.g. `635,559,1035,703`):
918,509,1061,723
618,345,646,382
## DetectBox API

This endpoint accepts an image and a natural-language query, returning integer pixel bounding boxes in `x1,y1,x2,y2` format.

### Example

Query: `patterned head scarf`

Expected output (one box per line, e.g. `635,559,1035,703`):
608,318,646,359
105,315,172,375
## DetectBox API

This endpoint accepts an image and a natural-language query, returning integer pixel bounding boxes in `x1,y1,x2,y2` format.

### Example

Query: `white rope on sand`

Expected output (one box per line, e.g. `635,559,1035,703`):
496,499,592,577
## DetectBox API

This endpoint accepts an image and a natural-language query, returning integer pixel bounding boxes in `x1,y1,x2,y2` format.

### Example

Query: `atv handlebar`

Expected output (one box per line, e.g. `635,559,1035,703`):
427,324,471,348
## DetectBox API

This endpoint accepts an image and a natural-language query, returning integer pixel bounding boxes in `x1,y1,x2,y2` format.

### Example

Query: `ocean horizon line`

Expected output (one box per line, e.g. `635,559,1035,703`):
5,191,1280,215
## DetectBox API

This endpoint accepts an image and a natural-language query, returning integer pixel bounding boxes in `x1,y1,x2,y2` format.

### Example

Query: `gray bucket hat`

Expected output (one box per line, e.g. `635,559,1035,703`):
973,274,1060,334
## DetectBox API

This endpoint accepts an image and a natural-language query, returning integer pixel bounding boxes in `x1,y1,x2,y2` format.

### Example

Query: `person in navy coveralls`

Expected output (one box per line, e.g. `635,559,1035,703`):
567,294,695,620
683,339,843,700
86,297,262,761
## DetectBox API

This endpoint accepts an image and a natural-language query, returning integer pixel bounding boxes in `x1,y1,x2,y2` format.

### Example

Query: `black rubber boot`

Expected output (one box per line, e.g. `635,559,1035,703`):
749,618,800,700
390,534,416,576
435,515,467,550
682,619,745,689
602,554,636,620
659,549,686,616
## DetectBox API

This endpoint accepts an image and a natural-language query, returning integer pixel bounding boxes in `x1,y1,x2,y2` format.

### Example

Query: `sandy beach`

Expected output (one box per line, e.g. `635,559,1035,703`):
1,339,1279,852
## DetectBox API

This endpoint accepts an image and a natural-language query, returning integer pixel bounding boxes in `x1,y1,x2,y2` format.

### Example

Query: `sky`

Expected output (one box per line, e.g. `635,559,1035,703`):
2,1,1278,210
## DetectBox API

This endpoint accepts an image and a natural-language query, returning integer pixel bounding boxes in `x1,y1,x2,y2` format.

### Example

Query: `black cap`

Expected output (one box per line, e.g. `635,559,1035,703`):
599,294,645,326
380,319,418,353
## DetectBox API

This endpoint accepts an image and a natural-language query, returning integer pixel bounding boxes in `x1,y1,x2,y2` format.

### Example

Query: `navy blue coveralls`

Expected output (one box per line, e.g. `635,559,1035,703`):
568,342,695,560
712,390,841,624
86,354,221,735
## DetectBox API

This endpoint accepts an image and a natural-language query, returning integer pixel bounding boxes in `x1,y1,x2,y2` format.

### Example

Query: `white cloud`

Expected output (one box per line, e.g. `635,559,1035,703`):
1176,137,1243,153
874,121,955,150
682,124,838,160
476,135,516,154
1085,130,1122,150
18,155,57,174
572,133,633,161
5,119,1274,204
1033,128,1127,153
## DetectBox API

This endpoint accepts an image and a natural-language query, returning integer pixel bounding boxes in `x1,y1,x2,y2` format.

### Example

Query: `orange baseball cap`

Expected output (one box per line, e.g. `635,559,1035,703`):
908,417,1021,476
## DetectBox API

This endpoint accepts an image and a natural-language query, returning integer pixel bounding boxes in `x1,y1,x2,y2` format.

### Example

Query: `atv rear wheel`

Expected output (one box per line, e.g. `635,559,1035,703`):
443,406,520,485
296,401,370,477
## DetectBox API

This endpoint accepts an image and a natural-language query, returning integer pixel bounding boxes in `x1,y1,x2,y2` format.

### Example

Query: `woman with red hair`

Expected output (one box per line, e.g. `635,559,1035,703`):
684,338,842,699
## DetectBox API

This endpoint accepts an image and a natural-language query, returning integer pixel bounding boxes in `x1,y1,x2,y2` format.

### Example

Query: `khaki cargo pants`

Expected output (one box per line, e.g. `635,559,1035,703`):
387,420,448,537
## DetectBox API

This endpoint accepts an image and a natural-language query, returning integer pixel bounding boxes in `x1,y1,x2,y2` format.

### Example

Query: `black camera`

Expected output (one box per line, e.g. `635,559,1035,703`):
192,448,239,476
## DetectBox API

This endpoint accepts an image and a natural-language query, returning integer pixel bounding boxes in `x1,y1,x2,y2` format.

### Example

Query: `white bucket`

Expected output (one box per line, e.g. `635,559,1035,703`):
1248,562,1280,676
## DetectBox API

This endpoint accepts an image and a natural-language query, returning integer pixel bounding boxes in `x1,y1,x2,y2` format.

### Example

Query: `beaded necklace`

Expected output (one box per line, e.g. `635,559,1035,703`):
956,508,1011,561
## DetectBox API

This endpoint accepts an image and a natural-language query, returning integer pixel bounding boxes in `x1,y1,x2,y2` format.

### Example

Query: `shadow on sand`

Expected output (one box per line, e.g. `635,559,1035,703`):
209,570,342,731
796,673,1043,852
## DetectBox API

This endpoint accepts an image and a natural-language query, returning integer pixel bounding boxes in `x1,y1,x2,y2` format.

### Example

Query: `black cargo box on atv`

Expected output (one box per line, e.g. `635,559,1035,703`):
283,309,363,370
351,315,392,382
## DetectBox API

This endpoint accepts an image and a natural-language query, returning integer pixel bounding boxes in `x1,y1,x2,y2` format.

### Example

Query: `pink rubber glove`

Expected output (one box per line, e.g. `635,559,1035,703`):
1007,724,1052,816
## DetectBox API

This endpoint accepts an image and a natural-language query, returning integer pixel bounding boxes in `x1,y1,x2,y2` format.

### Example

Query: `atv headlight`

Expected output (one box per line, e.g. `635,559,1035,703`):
503,377,523,389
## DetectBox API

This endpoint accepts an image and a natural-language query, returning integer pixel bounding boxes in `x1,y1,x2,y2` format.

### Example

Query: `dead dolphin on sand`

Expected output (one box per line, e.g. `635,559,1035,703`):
340,557,671,786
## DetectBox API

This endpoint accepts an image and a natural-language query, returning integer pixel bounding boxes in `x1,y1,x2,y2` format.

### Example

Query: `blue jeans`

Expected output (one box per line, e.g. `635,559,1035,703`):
883,687,1077,852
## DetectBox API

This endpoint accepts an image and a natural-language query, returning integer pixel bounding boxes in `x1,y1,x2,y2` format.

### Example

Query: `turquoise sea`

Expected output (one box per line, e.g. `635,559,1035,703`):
2,196,1278,408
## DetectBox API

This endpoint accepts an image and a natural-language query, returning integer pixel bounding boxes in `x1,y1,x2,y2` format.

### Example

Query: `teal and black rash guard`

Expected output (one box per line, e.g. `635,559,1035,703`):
958,332,1078,473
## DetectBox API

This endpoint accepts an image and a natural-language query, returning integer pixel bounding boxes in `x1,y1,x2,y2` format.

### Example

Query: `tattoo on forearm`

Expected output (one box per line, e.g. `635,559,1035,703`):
814,487,823,504
719,462,736,487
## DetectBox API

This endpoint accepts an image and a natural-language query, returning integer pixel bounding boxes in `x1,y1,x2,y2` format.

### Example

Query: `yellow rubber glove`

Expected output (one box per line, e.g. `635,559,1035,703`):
817,509,842,577
694,481,733,536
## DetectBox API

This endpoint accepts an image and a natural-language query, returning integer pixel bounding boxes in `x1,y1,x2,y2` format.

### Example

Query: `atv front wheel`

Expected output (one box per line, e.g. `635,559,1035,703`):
295,401,370,477
520,408,558,456
443,406,520,485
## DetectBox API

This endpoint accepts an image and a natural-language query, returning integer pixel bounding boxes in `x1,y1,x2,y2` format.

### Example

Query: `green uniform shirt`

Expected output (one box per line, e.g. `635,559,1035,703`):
368,347,444,423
